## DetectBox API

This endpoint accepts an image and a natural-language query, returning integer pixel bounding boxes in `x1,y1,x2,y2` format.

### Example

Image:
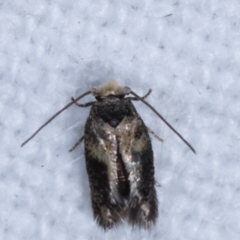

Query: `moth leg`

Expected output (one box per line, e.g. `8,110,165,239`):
128,89,152,101
155,180,161,187
69,136,84,152
71,97,95,107
147,127,164,142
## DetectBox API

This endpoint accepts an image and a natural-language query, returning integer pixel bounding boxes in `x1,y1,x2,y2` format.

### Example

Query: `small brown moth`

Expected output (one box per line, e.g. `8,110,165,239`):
21,81,195,230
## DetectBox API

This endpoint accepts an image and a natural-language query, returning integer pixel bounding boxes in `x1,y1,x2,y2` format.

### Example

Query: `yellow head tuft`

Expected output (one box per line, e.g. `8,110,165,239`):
91,81,131,98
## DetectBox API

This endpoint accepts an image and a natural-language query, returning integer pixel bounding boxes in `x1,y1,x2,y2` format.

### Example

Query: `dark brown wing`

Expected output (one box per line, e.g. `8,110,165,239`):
115,102,158,229
84,110,124,229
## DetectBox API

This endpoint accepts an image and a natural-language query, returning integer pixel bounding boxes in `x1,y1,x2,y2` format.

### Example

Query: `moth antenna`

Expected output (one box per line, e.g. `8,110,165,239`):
21,90,91,147
130,90,196,154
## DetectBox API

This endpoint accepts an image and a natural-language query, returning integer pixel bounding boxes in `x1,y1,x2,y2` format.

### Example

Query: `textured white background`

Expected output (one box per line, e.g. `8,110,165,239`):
1,0,240,240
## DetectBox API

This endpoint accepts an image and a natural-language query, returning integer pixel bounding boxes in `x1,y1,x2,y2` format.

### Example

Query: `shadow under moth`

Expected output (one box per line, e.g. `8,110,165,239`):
21,81,195,230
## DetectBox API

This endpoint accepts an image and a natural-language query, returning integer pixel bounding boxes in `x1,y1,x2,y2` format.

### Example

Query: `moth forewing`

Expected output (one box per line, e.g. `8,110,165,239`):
21,81,195,230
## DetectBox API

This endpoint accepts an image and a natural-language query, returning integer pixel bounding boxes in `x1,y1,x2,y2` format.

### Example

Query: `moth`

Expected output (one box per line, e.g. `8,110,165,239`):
21,81,195,230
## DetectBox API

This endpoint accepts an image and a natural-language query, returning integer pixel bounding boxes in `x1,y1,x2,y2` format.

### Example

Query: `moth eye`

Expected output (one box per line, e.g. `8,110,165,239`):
95,96,102,101
117,95,125,99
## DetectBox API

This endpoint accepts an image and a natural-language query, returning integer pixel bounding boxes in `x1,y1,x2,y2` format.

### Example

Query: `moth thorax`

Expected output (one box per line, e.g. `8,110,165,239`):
91,81,131,98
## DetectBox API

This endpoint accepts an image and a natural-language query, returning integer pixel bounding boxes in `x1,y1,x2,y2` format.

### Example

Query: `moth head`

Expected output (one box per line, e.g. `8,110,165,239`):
91,81,131,100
